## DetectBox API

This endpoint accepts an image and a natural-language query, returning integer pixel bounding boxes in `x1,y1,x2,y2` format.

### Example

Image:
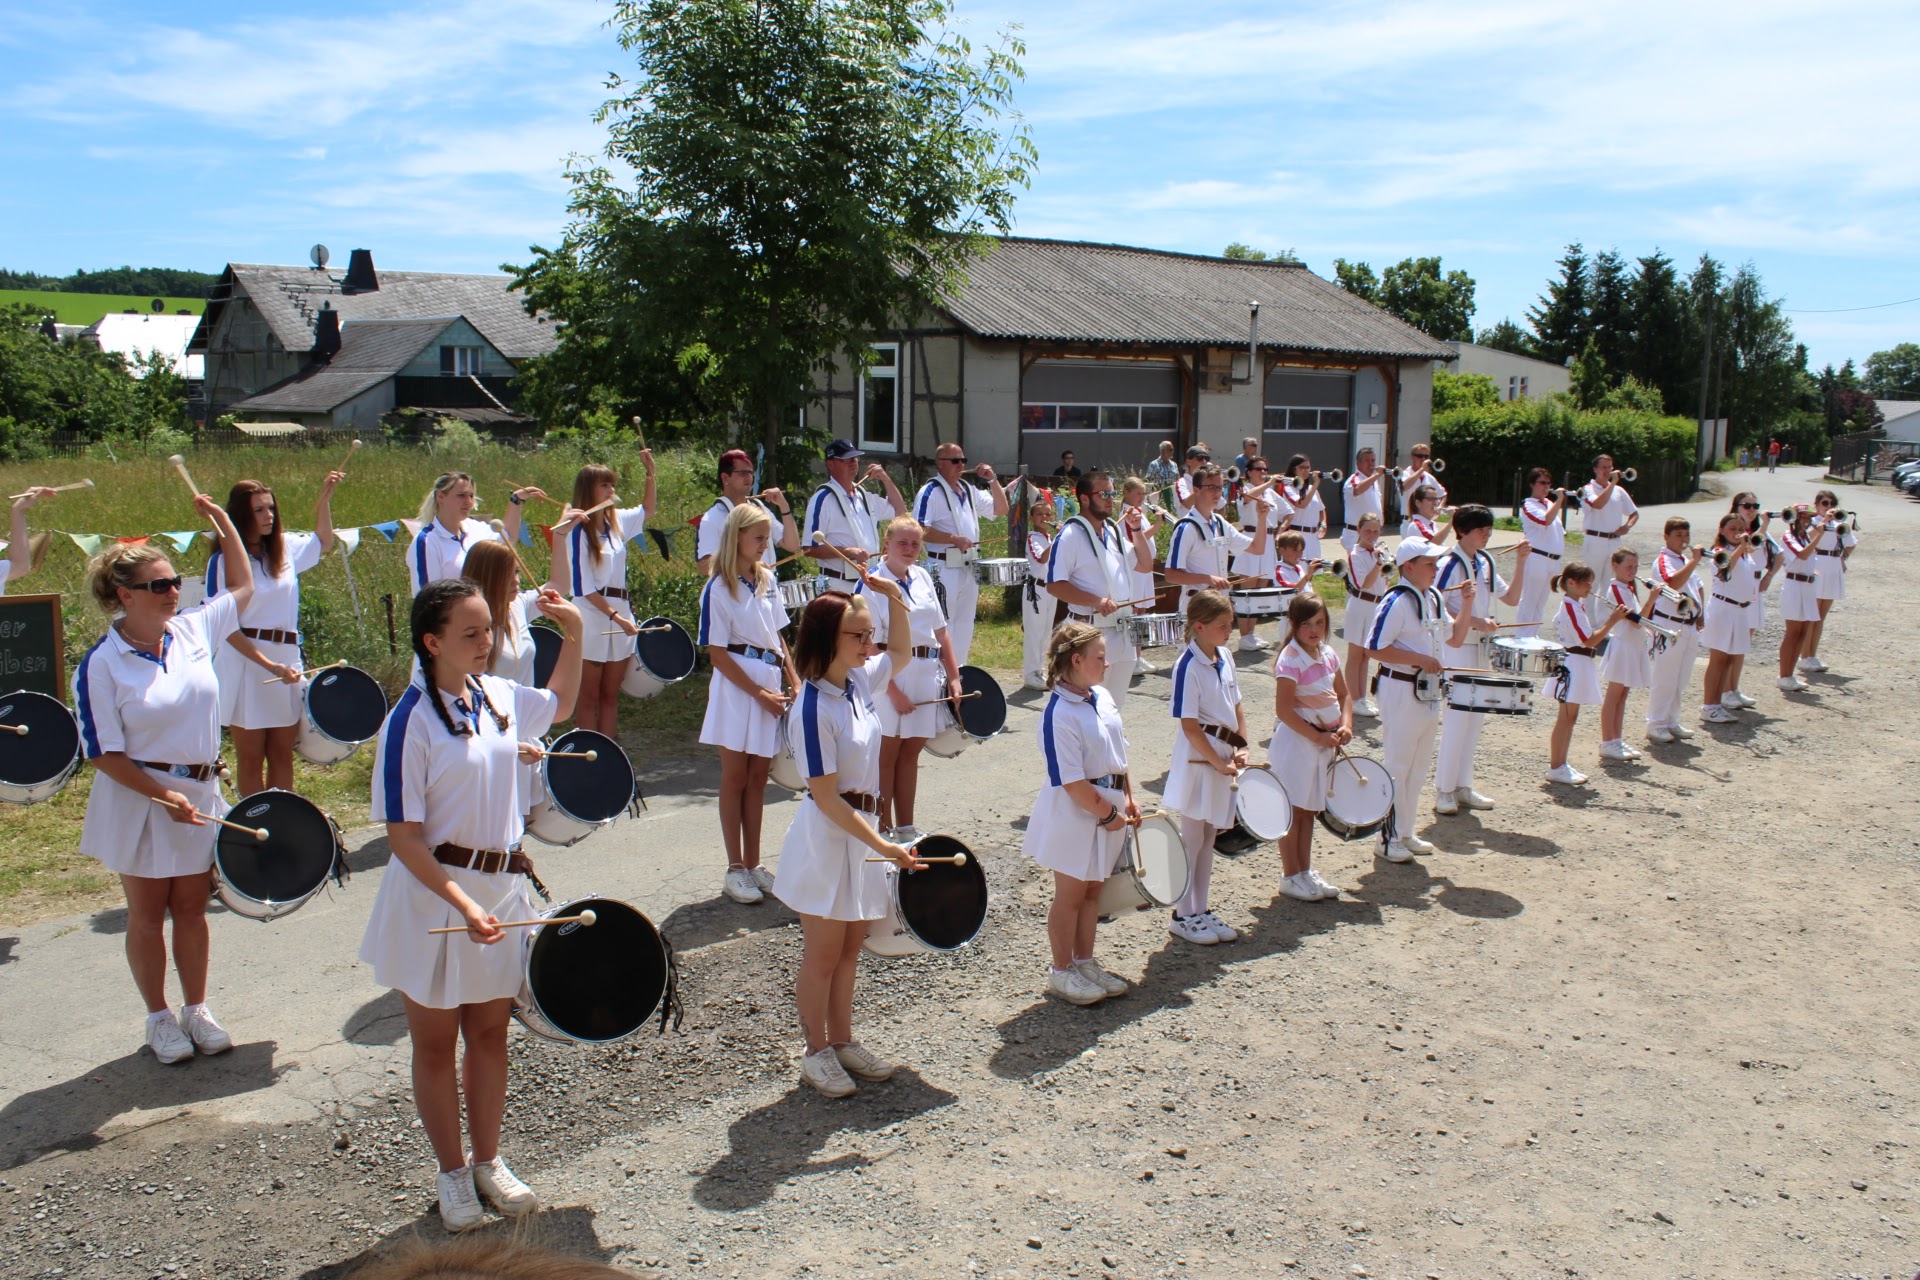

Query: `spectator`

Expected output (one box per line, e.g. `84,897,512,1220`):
1053,450,1082,479
1144,440,1179,489
1767,438,1781,473
1232,436,1259,476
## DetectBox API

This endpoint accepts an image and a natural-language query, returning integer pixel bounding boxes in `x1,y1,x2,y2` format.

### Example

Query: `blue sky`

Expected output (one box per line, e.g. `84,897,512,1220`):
3,0,1916,373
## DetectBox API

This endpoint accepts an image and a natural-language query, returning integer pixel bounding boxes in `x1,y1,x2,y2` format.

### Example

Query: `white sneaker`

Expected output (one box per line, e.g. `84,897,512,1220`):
890,825,923,843
1545,763,1589,785
436,1167,486,1233
1378,841,1415,864
1620,743,1642,759
145,1012,194,1066
1667,721,1696,739
1168,913,1219,945
1458,788,1496,810
1353,697,1380,720
1307,869,1344,899
1280,872,1325,902
1400,833,1437,855
1024,673,1048,691
1777,675,1807,692
834,1040,895,1081
1432,789,1460,816
1646,725,1675,744
1724,690,1756,709
749,865,777,894
1701,705,1740,724
723,867,764,904
1074,959,1129,996
1598,740,1634,762
800,1047,857,1097
1239,634,1270,652
1196,910,1239,942
1136,657,1159,675
1799,656,1827,673
1047,967,1108,1005
470,1156,539,1218
179,1004,233,1055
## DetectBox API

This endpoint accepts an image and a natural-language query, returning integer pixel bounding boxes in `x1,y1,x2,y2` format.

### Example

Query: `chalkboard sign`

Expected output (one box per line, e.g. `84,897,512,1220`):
0,593,66,703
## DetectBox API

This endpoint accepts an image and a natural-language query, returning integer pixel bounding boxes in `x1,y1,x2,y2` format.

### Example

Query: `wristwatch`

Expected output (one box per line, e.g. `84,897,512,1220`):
509,493,525,506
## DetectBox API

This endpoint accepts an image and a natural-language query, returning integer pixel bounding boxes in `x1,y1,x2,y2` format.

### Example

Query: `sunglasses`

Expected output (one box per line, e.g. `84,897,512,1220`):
940,456,968,465
131,576,184,595
1738,503,1760,510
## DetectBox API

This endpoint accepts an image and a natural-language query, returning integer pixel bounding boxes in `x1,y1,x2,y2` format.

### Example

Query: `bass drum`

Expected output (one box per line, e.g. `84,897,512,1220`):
1098,815,1190,916
769,711,806,793
923,666,1008,760
214,790,346,922
622,617,698,698
863,835,989,957
1318,754,1395,841
526,729,638,847
515,896,680,1045
295,666,388,766
0,690,81,806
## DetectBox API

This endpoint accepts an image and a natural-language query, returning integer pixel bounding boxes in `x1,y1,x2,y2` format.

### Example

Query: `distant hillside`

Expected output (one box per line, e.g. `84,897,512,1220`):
0,289,206,325
0,266,218,298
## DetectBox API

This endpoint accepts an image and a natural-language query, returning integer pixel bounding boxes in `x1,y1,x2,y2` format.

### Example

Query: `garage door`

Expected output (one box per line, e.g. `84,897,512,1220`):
1021,360,1181,478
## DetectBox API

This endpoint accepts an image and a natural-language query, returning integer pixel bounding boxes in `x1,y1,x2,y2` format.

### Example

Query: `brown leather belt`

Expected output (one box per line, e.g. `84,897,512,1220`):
1350,587,1383,603
1374,668,1420,687
602,587,630,601
434,843,536,876
1528,547,1562,560
1815,549,1842,557
241,627,299,645
839,791,880,816
1787,572,1816,584
1089,772,1129,791
1567,645,1600,658
1587,529,1624,539
910,645,943,659
1711,593,1749,608
136,760,221,782
1202,724,1248,749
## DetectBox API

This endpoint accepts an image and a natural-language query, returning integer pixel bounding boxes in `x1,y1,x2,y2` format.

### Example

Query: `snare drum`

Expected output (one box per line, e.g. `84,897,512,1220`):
515,896,679,1044
1318,755,1395,841
530,623,563,690
864,835,989,957
214,789,346,922
1097,815,1190,916
1126,612,1184,649
1444,673,1535,715
777,576,823,610
526,729,638,847
622,617,697,698
923,666,1008,759
1490,635,1567,678
769,711,806,792
0,690,81,806
1413,671,1448,703
972,557,1028,587
1232,765,1294,841
1229,587,1293,618
295,666,388,766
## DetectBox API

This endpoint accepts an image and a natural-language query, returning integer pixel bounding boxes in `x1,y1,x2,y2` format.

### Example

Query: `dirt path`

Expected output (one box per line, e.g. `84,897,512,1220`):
3,469,1916,1280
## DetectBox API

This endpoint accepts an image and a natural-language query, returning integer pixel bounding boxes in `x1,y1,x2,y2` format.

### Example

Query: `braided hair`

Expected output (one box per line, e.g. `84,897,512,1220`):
411,579,512,739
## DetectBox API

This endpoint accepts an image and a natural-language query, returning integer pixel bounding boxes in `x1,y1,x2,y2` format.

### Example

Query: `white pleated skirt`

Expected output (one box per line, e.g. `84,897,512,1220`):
1267,709,1338,812
578,596,637,664
1701,596,1753,655
216,636,305,731
774,801,890,921
1021,783,1126,882
358,859,534,1009
1163,730,1236,826
1780,575,1820,623
699,657,783,756
875,654,945,739
1553,652,1603,705
81,770,226,879
1602,628,1653,689
1342,595,1377,650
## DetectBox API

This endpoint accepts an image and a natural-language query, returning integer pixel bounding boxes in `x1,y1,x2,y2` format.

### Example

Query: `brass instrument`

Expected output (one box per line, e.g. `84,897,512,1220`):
1618,466,1638,483
1428,457,1447,474
1326,468,1346,484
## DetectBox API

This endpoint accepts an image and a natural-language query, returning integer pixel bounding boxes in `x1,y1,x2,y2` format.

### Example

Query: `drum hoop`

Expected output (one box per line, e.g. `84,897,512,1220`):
524,899,668,1042
0,693,80,786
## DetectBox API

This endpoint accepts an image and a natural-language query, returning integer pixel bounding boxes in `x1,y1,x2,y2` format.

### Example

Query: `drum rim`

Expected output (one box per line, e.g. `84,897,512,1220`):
1448,673,1534,688
632,616,696,681
1124,815,1189,905
0,690,81,786
213,788,339,912
1323,756,1393,834
538,730,634,825
304,668,387,743
523,896,668,1043
1233,765,1293,840
887,836,988,951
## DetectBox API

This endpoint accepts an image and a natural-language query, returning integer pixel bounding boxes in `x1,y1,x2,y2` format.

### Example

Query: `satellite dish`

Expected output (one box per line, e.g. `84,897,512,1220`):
310,244,331,269
151,298,164,313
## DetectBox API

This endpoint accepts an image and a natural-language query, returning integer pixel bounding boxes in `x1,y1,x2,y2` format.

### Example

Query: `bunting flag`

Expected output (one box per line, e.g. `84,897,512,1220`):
371,521,400,541
518,521,533,548
534,523,556,551
337,527,362,556
116,535,150,547
400,518,423,539
67,532,107,555
159,531,201,554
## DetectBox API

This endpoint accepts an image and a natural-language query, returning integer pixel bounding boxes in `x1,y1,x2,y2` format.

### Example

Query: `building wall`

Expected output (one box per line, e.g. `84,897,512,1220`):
962,337,1021,471
396,318,514,379
1440,341,1570,401
331,383,396,433
203,296,303,416
1396,358,1434,465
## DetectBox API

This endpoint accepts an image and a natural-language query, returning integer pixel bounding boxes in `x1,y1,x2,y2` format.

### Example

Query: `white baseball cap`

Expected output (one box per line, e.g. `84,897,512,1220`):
1394,535,1447,567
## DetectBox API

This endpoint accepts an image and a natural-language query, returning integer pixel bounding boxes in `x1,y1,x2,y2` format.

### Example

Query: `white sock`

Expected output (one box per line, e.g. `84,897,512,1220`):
181,1002,207,1018
146,1008,174,1026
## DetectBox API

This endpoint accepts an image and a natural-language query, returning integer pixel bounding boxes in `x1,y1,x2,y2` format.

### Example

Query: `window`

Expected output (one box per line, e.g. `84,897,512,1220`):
440,346,483,376
1019,402,1176,434
859,343,901,451
1262,406,1349,432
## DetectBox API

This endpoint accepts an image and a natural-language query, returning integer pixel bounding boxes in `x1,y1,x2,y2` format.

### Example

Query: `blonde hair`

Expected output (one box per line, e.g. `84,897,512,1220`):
713,501,774,599
1183,588,1233,644
1044,621,1103,688
1355,512,1382,532
881,514,924,552
415,471,475,525
1121,476,1146,498
86,543,171,615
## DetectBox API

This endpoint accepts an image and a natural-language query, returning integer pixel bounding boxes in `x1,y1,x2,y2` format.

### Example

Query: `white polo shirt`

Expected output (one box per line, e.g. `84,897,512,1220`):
374,675,560,851
856,563,946,649
1399,467,1447,505
803,480,881,583
206,532,322,634
1166,511,1252,605
1343,472,1384,527
1520,496,1566,555
567,506,648,597
407,518,500,595
913,476,995,568
1046,516,1134,626
696,496,779,566
1579,480,1638,538
75,593,241,765
1169,640,1242,728
1364,584,1449,668
1038,682,1127,788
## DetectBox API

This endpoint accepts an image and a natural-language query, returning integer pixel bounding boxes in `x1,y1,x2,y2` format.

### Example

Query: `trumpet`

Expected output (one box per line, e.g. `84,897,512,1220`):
1616,466,1638,483
1833,511,1860,533
1554,485,1585,509
1712,546,1737,572
1767,507,1806,521
1642,617,1679,644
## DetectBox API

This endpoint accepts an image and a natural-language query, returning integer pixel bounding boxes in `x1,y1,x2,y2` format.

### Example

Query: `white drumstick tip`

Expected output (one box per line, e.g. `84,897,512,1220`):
577,908,597,926
255,828,270,842
82,478,95,489
954,852,969,867
810,530,826,544
167,453,185,465
585,749,598,762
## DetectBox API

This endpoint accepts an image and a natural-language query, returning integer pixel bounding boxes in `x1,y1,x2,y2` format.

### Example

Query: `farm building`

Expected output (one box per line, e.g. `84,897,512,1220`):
803,237,1455,480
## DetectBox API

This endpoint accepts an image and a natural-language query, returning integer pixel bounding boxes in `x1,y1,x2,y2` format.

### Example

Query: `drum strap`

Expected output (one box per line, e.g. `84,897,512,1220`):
241,626,300,645
1201,724,1248,749
658,938,685,1035
1088,772,1129,791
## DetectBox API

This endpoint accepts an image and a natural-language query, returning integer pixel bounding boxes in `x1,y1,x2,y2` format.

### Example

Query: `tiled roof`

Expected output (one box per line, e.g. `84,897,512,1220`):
939,238,1455,361
231,318,452,413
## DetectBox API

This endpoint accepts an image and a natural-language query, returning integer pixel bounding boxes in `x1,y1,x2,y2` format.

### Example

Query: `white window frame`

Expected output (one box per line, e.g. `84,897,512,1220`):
443,345,483,377
1261,405,1350,432
858,343,903,453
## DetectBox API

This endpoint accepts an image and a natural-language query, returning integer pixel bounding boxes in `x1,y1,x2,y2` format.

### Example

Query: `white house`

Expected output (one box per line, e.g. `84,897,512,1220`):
1439,340,1570,401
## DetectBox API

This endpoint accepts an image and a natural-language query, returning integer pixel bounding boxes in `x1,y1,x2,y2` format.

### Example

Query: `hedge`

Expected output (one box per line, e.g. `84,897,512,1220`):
1430,398,1699,510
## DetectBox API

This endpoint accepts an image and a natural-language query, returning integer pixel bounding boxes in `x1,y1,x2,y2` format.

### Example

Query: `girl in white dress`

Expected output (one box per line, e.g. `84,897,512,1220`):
1798,489,1857,675
1120,477,1171,672
1162,590,1248,946
359,578,585,1231
555,456,658,736
1270,593,1354,902
72,494,255,1066
1774,505,1825,692
698,503,798,905
772,578,920,1099
208,474,341,795
1020,497,1057,690
1400,486,1451,543
1546,563,1629,786
1719,492,1771,710
1280,454,1328,560
1230,459,1286,650
1597,548,1657,763
856,518,960,838
1021,621,1140,1006
1341,513,1387,719
406,472,501,596
1700,512,1760,723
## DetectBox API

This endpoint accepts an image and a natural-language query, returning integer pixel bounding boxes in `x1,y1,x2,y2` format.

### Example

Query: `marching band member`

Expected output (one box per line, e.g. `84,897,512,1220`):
1398,444,1447,510
462,542,558,826
1597,548,1657,762
1798,489,1856,674
1163,590,1249,946
1272,530,1315,595
1545,563,1629,785
407,472,500,596
1279,454,1328,560
912,442,1007,667
1400,486,1450,543
1577,456,1638,624
1045,471,1155,706
694,448,798,575
802,439,906,591
1165,464,1267,623
773,578,921,1098
1699,512,1759,724
1341,513,1387,720
1120,476,1170,673
699,504,799,904
856,517,961,840
1339,448,1386,553
559,457,657,736
1172,444,1210,516
1718,492,1770,710
74,495,256,1066
360,578,585,1231
206,475,340,796
1363,536,1474,862
1644,518,1705,744
1020,496,1057,690
1775,505,1825,692
1512,468,1568,638
1431,506,1524,814
1024,621,1139,1005
4,485,56,594
1270,592,1353,901
1231,459,1287,652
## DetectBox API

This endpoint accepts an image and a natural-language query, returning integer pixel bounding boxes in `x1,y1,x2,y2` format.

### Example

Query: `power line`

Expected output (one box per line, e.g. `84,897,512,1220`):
1787,295,1920,314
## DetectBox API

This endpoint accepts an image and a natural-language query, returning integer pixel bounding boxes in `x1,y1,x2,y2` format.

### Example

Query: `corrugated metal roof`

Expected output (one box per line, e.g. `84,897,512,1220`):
231,318,453,413
940,238,1455,361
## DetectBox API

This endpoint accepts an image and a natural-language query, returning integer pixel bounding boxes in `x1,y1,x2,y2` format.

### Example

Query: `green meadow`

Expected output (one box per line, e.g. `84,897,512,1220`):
0,289,206,325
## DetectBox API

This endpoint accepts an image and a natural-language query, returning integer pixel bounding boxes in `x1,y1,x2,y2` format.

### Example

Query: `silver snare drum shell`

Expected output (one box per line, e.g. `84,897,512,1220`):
1491,635,1567,678
1126,612,1184,648
0,690,81,805
972,557,1028,586
777,576,823,610
1444,673,1535,716
1229,587,1294,618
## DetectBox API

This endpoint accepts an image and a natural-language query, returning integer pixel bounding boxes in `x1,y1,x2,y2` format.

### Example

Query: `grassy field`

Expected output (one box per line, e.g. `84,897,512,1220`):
0,289,206,324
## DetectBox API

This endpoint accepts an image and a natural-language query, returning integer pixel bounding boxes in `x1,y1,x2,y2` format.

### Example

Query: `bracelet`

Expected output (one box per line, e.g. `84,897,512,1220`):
509,494,525,506
1099,805,1120,826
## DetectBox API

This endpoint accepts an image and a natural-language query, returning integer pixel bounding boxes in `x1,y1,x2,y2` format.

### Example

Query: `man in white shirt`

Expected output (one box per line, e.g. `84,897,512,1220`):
1397,444,1447,511
696,447,799,575
1512,467,1568,637
802,438,907,588
1578,453,1638,624
1340,448,1387,552
1172,444,1211,515
912,442,1008,665
1046,471,1155,705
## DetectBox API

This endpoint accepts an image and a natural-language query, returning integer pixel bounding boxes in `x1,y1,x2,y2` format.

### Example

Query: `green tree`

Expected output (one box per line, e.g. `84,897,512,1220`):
1527,243,1589,363
1864,342,1920,397
1222,242,1300,264
1569,335,1610,409
1474,318,1533,356
1587,248,1631,378
1432,370,1500,412
509,0,1036,460
1332,258,1379,301
1332,255,1475,340
0,304,188,456
1625,250,1692,414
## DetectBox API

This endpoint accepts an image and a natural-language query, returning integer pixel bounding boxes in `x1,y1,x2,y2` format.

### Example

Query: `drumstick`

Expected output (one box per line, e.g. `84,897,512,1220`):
486,520,542,587
1332,745,1368,782
150,794,268,841
7,479,92,500
809,529,859,568
630,416,648,451
771,547,810,569
557,496,618,528
536,748,599,761
602,624,673,636
429,909,598,935
1441,666,1502,675
166,454,202,499
0,722,27,735
259,658,348,684
1189,753,1240,786
336,438,361,475
913,690,982,707
507,484,563,506
866,853,970,865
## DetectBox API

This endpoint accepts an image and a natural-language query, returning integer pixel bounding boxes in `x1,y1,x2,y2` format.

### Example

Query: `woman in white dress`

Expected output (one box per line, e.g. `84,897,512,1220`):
359,578,585,1231
772,578,921,1099
1270,593,1354,902
1774,505,1825,692
1162,590,1248,946
856,517,961,839
1280,454,1328,560
1400,485,1451,543
556,457,658,736
1229,459,1287,652
1020,620,1140,1006
1798,489,1857,674
72,493,255,1066
1545,564,1629,786
698,503,798,905
1596,548,1657,763
1341,513,1387,720
1718,492,1771,710
1699,512,1760,724
207,474,341,795
1020,497,1057,690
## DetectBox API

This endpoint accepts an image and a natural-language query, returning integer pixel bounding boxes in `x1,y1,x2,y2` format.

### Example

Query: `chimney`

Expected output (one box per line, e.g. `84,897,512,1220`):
313,305,342,361
39,315,57,341
342,248,380,294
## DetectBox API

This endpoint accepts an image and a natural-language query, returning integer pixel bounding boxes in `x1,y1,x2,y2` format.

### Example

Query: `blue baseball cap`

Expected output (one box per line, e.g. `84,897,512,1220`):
824,439,864,461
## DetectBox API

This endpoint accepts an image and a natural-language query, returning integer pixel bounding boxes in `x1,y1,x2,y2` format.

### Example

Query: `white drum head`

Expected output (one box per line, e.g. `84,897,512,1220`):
1130,815,1190,907
1234,766,1293,841
769,712,805,793
1325,755,1394,826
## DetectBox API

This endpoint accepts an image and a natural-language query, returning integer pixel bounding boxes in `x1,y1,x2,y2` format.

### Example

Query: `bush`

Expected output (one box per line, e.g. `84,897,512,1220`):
1433,371,1500,413
1431,396,1698,505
